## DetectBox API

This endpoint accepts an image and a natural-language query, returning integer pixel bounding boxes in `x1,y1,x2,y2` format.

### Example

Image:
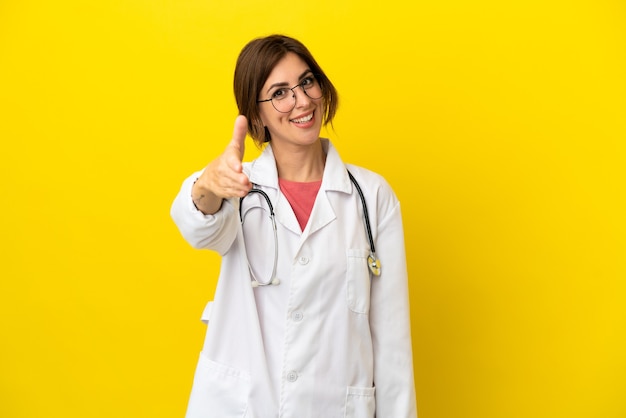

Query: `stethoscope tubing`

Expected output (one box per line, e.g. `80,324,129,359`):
239,170,379,286
239,189,280,286
347,170,376,255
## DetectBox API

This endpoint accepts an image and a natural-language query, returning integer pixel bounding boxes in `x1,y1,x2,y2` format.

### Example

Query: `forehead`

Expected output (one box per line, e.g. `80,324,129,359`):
262,52,310,87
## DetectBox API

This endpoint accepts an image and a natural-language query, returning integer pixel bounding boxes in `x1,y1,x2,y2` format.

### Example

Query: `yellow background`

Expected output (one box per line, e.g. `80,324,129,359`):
1,1,625,417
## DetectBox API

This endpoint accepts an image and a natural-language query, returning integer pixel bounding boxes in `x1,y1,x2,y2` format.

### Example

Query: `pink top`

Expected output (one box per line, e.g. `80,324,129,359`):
278,178,322,231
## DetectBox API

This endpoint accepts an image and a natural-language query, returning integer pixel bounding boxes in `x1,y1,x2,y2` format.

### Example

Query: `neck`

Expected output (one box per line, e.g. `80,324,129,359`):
272,140,326,182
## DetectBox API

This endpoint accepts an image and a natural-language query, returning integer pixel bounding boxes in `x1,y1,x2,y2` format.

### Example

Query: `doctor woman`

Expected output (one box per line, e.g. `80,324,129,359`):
171,34,417,418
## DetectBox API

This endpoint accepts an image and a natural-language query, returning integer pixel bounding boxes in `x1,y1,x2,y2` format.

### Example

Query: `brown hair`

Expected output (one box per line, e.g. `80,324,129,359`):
233,34,339,146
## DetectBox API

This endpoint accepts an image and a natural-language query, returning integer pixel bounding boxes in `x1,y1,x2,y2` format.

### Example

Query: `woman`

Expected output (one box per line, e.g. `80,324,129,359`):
171,34,417,418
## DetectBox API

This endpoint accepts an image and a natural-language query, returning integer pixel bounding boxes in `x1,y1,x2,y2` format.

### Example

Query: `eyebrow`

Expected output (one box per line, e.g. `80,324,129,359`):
265,69,314,94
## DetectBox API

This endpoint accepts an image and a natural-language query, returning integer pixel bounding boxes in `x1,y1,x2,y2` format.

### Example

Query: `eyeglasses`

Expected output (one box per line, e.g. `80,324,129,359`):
257,73,323,113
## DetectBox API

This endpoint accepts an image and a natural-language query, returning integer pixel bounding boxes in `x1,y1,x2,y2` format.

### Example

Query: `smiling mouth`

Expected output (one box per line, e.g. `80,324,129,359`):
290,113,313,123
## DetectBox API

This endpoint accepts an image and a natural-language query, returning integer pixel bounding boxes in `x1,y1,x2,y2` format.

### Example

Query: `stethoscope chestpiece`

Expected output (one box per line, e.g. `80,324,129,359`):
368,253,381,276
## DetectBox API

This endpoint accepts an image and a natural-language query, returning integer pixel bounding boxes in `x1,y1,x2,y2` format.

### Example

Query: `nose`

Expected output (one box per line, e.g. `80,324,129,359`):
292,86,312,108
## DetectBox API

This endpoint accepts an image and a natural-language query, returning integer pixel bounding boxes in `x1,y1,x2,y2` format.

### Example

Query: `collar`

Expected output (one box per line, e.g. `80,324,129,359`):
246,139,352,194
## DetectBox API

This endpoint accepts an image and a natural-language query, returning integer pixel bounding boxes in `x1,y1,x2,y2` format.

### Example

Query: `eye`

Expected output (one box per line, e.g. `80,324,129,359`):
271,88,290,100
301,75,316,87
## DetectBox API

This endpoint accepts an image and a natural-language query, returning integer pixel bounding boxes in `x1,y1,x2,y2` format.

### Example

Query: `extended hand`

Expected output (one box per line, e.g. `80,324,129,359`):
191,115,253,214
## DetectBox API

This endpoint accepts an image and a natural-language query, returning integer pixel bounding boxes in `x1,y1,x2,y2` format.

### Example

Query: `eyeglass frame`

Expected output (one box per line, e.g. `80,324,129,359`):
256,73,323,113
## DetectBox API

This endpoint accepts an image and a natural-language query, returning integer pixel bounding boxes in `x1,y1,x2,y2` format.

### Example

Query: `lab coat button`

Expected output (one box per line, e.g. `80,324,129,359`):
292,311,303,322
286,370,298,382
298,256,309,265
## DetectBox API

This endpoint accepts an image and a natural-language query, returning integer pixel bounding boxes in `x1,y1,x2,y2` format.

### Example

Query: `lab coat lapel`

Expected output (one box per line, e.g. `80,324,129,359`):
276,195,302,235
246,145,302,235
301,187,334,239
302,140,352,240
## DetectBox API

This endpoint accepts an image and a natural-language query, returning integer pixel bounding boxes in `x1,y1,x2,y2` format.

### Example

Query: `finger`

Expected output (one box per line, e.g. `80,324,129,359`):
228,180,252,197
229,115,248,160
218,172,251,196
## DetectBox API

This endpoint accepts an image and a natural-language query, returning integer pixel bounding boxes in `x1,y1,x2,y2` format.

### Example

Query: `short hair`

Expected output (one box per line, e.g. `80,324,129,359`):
233,34,339,146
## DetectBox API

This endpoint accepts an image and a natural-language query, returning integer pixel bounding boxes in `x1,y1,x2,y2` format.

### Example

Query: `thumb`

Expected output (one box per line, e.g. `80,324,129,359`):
229,115,248,161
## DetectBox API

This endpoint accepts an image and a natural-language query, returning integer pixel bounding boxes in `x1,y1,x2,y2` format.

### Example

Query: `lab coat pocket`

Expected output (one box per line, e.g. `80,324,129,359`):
346,249,372,314
344,386,376,418
185,353,251,418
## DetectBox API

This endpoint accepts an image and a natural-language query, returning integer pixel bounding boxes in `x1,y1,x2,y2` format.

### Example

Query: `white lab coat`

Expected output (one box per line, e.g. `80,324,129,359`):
171,139,417,418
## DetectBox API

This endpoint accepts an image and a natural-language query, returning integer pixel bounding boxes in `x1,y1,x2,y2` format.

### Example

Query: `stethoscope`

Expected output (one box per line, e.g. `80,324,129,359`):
238,170,381,287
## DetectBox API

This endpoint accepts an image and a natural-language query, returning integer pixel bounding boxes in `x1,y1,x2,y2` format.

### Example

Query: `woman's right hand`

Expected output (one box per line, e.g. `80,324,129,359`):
191,115,253,214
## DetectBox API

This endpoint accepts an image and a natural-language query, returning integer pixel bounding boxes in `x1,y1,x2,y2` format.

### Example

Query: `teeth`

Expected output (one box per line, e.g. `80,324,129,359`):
291,113,313,123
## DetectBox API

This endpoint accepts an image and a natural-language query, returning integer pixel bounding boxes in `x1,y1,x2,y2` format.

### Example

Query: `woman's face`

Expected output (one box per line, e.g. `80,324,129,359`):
257,52,323,148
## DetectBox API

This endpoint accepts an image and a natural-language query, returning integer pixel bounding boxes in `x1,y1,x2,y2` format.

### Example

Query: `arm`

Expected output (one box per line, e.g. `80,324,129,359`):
170,115,253,253
370,201,418,417
170,172,240,253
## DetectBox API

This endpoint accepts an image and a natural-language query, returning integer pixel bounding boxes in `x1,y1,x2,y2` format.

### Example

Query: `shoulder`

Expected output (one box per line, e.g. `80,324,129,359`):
345,164,395,194
326,140,391,191
344,164,399,211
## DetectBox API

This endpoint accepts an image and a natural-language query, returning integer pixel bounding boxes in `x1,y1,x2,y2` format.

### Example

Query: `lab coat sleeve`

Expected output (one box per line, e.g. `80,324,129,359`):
369,199,418,417
170,171,239,255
